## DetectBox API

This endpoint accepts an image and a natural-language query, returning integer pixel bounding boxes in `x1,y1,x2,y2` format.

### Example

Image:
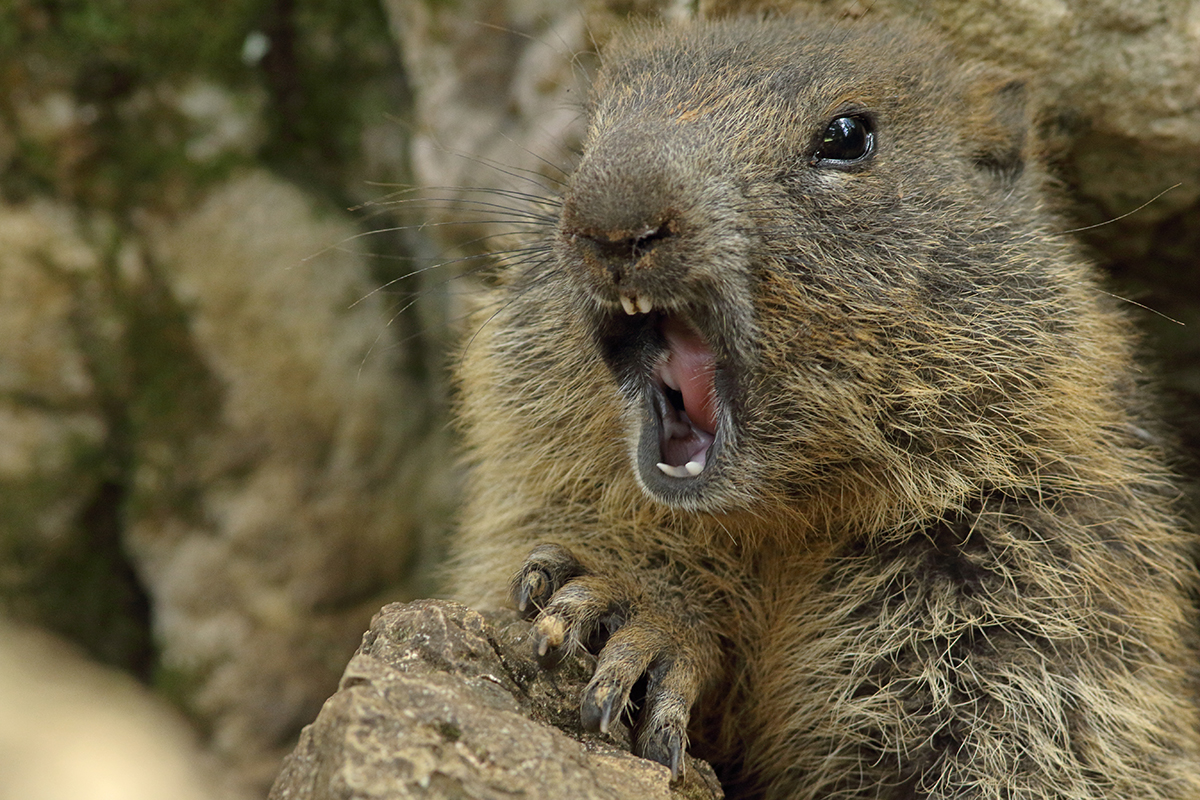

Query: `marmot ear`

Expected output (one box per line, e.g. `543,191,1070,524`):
963,66,1029,184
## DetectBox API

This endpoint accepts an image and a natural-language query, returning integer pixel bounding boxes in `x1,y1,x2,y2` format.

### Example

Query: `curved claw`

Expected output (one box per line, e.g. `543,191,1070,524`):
635,658,698,780
639,724,686,781
515,570,546,615
533,613,567,659
581,675,628,735
510,543,587,619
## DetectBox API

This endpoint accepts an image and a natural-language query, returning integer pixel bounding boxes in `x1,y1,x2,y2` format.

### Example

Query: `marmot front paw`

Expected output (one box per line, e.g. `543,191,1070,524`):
510,542,706,779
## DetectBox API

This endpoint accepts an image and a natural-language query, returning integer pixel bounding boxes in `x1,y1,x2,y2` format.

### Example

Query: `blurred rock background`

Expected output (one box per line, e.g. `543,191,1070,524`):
0,0,1196,798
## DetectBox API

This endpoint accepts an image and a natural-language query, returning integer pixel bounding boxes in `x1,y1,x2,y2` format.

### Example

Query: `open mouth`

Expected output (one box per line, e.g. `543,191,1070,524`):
652,316,718,478
594,304,723,494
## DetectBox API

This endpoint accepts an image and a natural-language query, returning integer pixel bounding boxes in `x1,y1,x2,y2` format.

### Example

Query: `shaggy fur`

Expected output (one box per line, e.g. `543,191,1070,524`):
446,12,1200,799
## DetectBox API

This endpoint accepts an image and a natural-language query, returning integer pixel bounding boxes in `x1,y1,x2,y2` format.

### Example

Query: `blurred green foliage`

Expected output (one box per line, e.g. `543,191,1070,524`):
0,0,408,212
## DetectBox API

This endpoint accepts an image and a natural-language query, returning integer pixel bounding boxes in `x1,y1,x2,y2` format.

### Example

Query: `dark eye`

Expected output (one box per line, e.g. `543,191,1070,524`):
812,115,874,165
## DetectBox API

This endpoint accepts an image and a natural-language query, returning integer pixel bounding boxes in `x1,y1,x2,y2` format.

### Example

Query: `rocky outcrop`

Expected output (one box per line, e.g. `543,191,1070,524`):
269,600,723,800
0,173,447,791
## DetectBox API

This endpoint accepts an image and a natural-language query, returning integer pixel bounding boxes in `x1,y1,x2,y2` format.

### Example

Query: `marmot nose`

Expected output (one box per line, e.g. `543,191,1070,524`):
568,223,675,287
559,126,682,288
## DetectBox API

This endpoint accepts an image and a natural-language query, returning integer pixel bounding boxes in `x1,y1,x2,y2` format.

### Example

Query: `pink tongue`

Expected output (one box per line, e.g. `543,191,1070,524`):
661,317,718,435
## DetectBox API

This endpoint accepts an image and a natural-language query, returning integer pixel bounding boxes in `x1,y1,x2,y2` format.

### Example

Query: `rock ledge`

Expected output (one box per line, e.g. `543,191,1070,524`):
269,600,723,800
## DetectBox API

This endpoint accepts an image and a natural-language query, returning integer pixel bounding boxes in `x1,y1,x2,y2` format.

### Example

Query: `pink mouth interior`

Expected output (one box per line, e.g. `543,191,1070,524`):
655,317,717,468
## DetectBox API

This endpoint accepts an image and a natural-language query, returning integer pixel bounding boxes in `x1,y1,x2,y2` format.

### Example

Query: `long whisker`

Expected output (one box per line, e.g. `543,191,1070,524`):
1059,184,1181,234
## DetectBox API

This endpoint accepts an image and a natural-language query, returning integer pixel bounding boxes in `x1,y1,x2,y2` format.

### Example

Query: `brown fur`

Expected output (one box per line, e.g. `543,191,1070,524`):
446,12,1200,799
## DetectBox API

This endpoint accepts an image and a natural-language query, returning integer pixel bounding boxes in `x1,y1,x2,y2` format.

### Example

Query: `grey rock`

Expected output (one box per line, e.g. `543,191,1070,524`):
0,200,143,671
129,172,445,787
269,600,723,800
0,171,450,794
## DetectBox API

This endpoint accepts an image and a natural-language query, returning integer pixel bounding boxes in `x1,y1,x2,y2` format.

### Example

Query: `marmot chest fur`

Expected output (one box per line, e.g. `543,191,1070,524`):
447,12,1200,800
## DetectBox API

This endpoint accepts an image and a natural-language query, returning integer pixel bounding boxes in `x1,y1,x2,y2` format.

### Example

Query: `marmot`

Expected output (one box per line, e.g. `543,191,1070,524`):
446,12,1200,799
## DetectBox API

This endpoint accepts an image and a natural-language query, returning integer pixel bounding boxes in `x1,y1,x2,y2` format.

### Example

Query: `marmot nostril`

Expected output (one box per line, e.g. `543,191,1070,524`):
576,222,671,260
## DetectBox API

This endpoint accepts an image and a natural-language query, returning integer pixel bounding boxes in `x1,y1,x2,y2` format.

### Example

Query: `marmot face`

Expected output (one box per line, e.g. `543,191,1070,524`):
554,18,1045,516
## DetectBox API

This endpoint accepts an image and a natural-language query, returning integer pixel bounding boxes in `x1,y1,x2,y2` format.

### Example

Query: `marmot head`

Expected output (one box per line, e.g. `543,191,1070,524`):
550,14,1107,525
